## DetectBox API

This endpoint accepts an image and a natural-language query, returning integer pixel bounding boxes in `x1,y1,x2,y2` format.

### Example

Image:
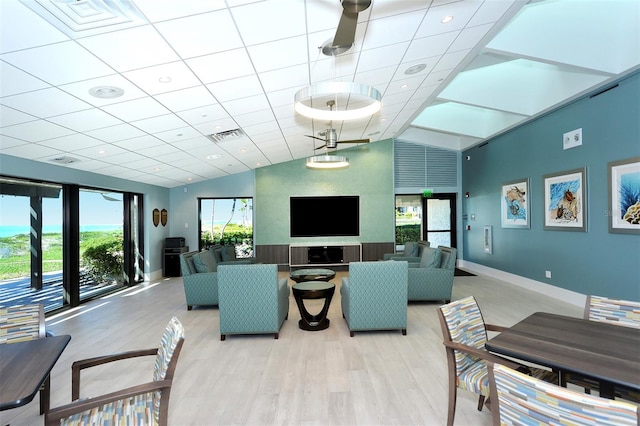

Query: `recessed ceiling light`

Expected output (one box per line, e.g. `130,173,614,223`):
176,133,183,137
404,64,427,75
187,177,193,181
97,149,106,154
441,16,454,24
158,76,172,83
89,86,124,99
400,84,408,89
206,154,222,160
240,148,247,153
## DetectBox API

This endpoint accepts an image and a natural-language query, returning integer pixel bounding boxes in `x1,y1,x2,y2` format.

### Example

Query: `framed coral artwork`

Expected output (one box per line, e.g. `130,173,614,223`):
501,178,530,229
543,167,587,232
608,157,640,234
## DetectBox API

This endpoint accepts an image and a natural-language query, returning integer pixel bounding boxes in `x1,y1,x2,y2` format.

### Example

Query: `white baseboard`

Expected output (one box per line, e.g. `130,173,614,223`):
458,260,585,308
146,269,164,282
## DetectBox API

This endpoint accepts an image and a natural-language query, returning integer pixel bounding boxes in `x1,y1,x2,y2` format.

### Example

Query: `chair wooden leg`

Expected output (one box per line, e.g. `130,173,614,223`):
274,333,279,339
220,335,226,341
447,378,457,426
401,329,407,335
187,305,192,311
477,395,485,411
350,331,354,337
39,375,50,415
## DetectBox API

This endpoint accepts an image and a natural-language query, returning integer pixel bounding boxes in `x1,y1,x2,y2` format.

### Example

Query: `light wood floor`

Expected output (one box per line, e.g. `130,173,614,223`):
1,270,582,426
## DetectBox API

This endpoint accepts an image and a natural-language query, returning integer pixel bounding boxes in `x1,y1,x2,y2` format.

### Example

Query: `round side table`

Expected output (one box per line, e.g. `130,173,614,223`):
291,281,335,331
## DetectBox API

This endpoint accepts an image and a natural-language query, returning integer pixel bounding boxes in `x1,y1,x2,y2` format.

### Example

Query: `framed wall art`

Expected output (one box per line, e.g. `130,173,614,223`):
543,167,587,231
152,208,160,227
608,156,640,234
501,178,530,228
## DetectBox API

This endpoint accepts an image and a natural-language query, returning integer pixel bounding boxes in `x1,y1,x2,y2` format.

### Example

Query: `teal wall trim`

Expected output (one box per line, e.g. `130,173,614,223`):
255,139,395,245
462,72,640,300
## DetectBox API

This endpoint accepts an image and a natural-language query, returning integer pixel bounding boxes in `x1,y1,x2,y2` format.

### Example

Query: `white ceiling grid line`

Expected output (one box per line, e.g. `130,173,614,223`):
0,0,637,188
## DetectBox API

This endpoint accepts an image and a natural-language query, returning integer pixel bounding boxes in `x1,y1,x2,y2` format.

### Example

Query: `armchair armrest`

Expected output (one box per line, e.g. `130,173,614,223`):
72,348,157,401
46,380,171,426
442,341,530,373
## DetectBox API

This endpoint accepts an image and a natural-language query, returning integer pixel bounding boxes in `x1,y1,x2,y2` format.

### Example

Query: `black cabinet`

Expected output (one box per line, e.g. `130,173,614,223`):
163,247,188,277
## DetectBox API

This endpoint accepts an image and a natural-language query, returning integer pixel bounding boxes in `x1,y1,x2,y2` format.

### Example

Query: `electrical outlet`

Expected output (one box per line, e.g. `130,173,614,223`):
563,128,582,150
545,270,552,279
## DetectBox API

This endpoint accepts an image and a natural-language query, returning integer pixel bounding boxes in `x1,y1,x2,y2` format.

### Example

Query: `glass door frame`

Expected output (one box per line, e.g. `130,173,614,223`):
423,192,457,249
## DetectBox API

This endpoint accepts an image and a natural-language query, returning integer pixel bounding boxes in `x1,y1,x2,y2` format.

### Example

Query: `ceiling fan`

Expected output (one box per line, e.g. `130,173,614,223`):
305,100,370,149
323,0,372,56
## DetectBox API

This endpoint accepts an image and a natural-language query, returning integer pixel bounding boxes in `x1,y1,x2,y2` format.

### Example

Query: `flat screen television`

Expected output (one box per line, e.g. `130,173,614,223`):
290,196,359,237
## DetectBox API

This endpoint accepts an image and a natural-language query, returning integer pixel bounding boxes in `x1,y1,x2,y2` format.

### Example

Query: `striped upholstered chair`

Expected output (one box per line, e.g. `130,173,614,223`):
562,295,640,402
45,317,185,426
489,362,639,426
341,261,409,337
0,303,50,414
437,296,558,426
218,264,289,340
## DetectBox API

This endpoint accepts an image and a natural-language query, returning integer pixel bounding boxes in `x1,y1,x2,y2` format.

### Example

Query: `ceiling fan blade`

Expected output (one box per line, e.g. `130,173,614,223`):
305,134,325,142
332,10,358,49
337,139,370,144
314,144,328,150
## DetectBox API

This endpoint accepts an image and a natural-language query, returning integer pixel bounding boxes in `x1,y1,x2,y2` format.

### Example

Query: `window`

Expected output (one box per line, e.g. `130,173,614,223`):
199,198,253,258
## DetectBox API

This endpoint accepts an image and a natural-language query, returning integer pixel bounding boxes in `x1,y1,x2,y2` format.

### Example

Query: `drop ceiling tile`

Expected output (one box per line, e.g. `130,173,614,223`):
131,114,187,133
0,105,37,127
136,143,183,157
356,43,409,73
123,62,201,95
1,119,74,142
154,151,195,164
59,75,148,107
469,0,519,27
432,50,471,73
1,41,113,85
2,142,63,159
362,11,425,51
131,0,226,23
176,104,229,126
416,1,482,38
450,24,493,52
404,32,459,63
207,75,264,103
266,87,299,109
101,97,171,122
0,0,69,53
1,87,91,118
230,0,306,45
112,134,163,150
258,64,309,93
100,151,148,165
73,143,129,159
154,86,217,112
247,36,308,73
242,120,280,137
308,54,359,84
78,26,181,72
193,118,238,136
186,49,255,84
85,123,147,142
155,9,242,58
0,135,29,150
38,133,104,151
0,62,50,97
221,94,271,116
153,127,203,144
49,109,123,132
64,158,118,172
368,0,429,20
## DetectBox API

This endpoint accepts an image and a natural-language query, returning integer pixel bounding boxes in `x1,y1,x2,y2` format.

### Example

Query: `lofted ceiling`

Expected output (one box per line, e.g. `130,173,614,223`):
0,0,638,188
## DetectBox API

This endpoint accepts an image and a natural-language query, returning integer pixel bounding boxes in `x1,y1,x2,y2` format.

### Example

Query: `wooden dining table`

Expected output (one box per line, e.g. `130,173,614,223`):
485,311,640,399
0,335,71,411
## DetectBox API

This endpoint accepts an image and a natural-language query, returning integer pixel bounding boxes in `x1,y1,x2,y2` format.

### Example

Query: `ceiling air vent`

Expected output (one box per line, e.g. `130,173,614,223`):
49,156,80,165
206,128,246,143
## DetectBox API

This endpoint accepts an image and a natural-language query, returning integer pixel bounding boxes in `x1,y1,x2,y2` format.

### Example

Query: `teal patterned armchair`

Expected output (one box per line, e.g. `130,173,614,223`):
408,246,456,303
218,264,289,340
340,261,408,337
180,251,220,310
489,362,639,426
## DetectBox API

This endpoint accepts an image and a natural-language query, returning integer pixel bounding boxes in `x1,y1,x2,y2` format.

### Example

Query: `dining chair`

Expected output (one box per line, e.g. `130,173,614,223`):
0,303,50,414
437,296,557,426
489,362,639,426
45,316,185,426
561,295,640,402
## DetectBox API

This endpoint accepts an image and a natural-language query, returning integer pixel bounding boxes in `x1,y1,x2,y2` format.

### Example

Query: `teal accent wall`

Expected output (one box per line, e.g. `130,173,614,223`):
462,72,640,300
255,139,395,245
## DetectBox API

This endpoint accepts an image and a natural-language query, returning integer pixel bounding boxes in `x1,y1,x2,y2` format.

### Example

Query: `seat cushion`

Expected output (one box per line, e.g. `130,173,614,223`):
457,359,490,396
403,242,420,257
419,247,442,268
60,392,155,426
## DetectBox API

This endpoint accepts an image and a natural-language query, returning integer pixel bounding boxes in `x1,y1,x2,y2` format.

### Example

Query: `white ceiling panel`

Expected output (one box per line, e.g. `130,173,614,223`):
1,41,113,85
0,0,635,187
78,26,179,72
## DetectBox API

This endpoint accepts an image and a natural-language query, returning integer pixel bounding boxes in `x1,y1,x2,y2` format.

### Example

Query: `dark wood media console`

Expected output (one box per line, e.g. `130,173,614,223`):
289,244,361,267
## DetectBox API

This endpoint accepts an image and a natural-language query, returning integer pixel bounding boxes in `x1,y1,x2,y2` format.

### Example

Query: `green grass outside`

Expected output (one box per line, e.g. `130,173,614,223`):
0,231,121,280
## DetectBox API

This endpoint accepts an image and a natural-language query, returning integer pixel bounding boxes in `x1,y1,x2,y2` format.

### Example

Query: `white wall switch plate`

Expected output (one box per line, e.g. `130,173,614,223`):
545,270,552,279
563,128,582,150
